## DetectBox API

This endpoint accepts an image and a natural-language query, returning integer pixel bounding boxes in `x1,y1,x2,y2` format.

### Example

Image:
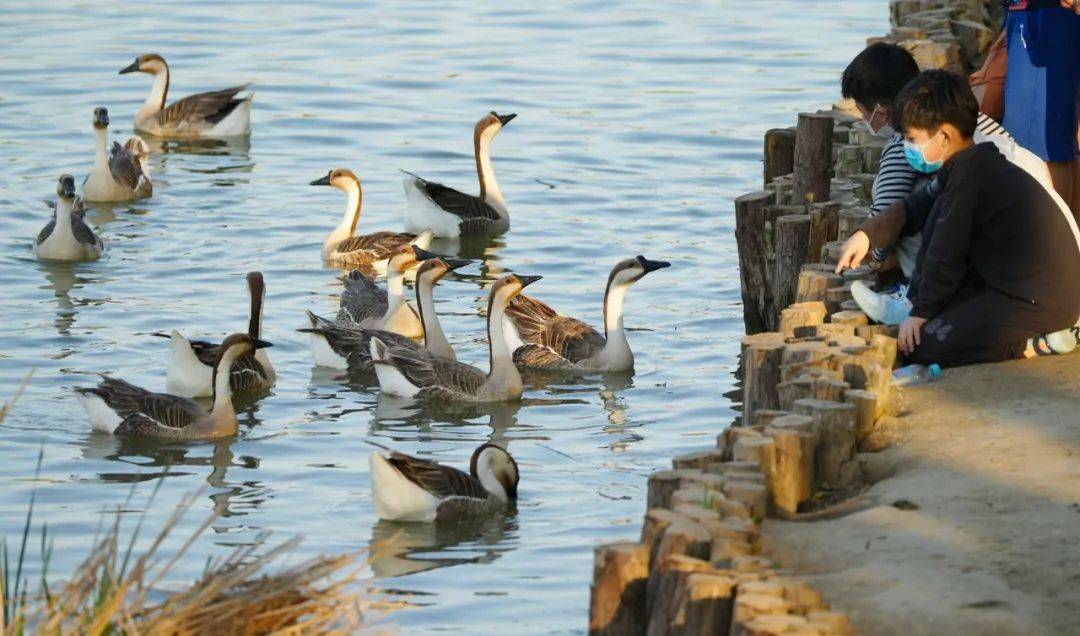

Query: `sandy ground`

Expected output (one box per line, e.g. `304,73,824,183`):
761,355,1080,635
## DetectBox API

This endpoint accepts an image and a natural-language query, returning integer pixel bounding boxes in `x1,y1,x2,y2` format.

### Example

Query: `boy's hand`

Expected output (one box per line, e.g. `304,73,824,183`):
869,252,900,273
835,231,871,274
898,316,927,355
1062,0,1080,15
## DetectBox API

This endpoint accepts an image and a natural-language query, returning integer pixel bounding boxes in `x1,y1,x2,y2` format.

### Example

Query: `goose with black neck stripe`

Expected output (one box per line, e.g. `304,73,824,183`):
402,111,516,238
82,107,152,202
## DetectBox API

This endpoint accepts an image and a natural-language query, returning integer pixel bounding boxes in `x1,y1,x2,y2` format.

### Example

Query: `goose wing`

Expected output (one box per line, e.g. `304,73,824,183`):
158,85,250,128
332,232,417,261
297,323,417,370
42,197,86,216
387,452,489,500
80,376,205,432
108,142,144,191
167,336,266,392
507,295,606,363
512,344,576,370
412,175,500,222
69,214,103,250
378,344,487,400
338,270,388,324
36,217,56,246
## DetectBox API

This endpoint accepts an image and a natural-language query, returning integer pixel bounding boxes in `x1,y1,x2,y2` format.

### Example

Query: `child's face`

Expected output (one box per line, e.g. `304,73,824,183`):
903,126,947,164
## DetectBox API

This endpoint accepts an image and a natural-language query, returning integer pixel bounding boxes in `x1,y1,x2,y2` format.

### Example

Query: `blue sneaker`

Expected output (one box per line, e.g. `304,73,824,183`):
850,281,912,325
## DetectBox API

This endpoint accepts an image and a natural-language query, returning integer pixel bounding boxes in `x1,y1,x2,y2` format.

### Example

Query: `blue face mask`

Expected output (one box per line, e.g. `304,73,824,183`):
903,135,944,174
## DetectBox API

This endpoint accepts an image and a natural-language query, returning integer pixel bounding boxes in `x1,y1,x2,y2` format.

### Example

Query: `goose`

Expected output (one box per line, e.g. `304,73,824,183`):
34,174,103,261
503,256,670,372
370,443,519,522
83,107,153,202
369,273,540,402
154,272,276,398
74,333,271,440
119,53,253,138
298,256,469,371
312,168,434,271
402,111,516,238
307,244,436,339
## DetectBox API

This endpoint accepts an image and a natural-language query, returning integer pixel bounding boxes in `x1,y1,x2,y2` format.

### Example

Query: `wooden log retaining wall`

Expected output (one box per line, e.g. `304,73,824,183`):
589,2,999,634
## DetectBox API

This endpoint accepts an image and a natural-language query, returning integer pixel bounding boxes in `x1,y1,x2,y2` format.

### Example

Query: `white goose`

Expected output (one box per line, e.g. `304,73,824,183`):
83,107,153,202
370,443,519,522
402,111,515,238
503,256,670,372
34,175,103,261
119,53,252,138
313,168,433,272
156,272,275,398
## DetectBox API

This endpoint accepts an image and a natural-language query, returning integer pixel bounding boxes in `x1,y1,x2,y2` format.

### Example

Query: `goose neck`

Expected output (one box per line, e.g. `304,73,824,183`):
93,127,108,167
602,280,632,359
416,276,453,359
209,347,240,434
382,269,406,322
486,292,520,386
475,459,507,502
475,128,506,214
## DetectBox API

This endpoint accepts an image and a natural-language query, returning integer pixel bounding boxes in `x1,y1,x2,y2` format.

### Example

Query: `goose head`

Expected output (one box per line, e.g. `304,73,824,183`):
214,332,272,369
470,443,519,502
310,168,360,191
416,256,472,285
608,255,671,288
92,107,110,130
56,174,77,201
119,53,168,75
489,273,541,310
387,244,438,275
475,111,516,139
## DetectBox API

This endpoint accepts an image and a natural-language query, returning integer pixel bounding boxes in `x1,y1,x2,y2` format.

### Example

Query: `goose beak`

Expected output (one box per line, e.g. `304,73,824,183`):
61,179,76,199
118,60,140,75
516,274,542,288
639,257,671,274
310,174,332,186
252,338,273,349
93,109,109,128
411,246,439,262
444,258,472,271
497,113,517,126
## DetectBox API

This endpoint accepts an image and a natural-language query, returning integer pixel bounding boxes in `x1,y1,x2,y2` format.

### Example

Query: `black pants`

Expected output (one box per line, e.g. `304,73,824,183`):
907,280,1078,368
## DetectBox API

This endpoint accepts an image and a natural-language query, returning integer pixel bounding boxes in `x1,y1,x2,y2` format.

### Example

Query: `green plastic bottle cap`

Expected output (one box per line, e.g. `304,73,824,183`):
929,364,942,377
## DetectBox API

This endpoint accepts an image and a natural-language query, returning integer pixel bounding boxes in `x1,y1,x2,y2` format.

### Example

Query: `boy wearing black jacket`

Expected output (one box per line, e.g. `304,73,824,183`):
835,70,1080,368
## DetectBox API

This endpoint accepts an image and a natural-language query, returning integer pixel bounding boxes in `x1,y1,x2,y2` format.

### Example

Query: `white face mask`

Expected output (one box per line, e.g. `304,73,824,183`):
864,104,890,135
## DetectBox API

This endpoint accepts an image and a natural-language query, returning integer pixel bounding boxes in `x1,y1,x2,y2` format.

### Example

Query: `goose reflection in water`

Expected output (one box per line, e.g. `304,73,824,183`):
368,513,518,579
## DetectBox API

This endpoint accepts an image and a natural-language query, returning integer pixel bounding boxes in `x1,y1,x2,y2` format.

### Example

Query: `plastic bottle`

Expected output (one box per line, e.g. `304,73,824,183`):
891,363,942,387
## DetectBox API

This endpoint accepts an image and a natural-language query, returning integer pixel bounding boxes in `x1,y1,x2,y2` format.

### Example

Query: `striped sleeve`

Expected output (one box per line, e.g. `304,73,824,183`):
868,135,920,261
976,113,1012,140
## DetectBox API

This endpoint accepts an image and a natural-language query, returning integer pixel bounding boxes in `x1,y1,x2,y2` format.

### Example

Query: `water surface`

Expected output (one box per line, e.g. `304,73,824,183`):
0,2,884,632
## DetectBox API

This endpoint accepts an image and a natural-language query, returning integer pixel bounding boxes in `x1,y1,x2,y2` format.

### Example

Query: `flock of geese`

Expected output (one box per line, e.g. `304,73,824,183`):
38,54,669,523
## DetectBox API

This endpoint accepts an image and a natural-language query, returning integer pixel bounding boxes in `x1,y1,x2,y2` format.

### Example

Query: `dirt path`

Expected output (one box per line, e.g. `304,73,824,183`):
761,355,1080,635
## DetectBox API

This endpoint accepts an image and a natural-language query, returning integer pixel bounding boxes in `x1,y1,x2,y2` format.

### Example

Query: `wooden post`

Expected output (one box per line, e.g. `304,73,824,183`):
732,594,793,634
806,611,853,635
646,554,715,636
844,389,878,441
773,215,813,317
778,301,827,338
741,332,787,427
792,113,835,205
765,415,816,513
752,409,792,429
673,450,726,471
723,480,769,523
719,427,763,462
830,310,869,329
793,399,857,490
679,573,737,636
642,508,681,566
764,128,797,186
795,270,842,304
589,542,649,636
808,201,840,268
777,377,814,411
647,469,701,510
823,285,853,315
838,207,869,239
736,191,780,334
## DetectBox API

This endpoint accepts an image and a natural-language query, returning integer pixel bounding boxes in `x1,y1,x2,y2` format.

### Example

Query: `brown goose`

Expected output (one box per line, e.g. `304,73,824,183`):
298,256,469,371
74,333,271,440
35,175,103,261
503,256,670,372
155,272,276,398
312,168,433,271
369,273,540,402
83,107,152,202
119,53,252,138
370,443,519,522
402,111,515,238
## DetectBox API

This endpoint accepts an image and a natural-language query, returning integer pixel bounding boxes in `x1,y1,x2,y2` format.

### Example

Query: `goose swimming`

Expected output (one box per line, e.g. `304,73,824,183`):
34,174,103,261
74,333,271,440
312,168,433,271
155,272,276,398
369,273,540,402
370,443,519,522
119,53,253,138
82,107,153,202
503,256,670,372
402,111,516,238
299,256,468,371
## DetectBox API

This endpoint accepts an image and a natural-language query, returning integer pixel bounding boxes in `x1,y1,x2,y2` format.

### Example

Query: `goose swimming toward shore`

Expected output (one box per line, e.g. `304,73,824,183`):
119,53,252,138
369,273,540,402
82,107,153,202
34,175,103,261
503,256,670,372
312,168,433,271
299,256,468,371
402,111,516,238
74,333,271,440
155,272,276,398
371,443,519,522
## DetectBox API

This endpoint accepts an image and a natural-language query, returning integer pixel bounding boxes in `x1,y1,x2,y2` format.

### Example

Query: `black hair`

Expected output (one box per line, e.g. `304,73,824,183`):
895,69,979,139
840,43,920,112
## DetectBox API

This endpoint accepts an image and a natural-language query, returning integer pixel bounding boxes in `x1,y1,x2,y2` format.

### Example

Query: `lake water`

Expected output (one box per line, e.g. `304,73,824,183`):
0,2,884,633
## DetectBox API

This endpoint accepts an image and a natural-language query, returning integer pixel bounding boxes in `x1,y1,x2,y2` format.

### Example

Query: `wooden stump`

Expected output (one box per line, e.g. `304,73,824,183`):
811,377,849,402
648,469,702,510
844,389,878,441
732,594,793,634
773,215,813,317
589,542,649,636
805,611,853,635
775,577,825,615
735,191,780,334
740,615,816,635
820,240,845,265
765,414,816,512
778,301,827,338
723,480,769,523
792,113,834,205
830,310,869,328
741,332,787,426
833,144,863,177
719,427,764,462
732,436,776,482
780,341,833,382
838,207,869,239
679,573,737,636
673,449,726,471
646,554,715,636
642,508,681,565
855,324,892,343
793,399,857,490
795,270,842,304
870,333,899,370
808,201,841,268
764,128,797,187
777,377,814,411
752,409,792,429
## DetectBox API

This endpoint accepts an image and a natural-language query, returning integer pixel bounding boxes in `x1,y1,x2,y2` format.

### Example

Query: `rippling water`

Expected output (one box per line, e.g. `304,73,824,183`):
0,2,884,632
